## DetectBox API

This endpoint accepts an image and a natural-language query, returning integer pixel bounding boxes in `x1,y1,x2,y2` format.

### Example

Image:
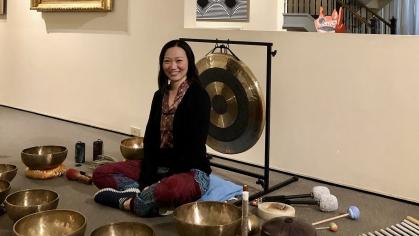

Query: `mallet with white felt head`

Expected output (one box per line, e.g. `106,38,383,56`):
261,186,330,202
278,194,339,212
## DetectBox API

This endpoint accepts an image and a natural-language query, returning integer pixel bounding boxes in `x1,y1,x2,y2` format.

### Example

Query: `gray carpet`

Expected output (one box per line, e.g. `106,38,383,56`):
0,106,418,235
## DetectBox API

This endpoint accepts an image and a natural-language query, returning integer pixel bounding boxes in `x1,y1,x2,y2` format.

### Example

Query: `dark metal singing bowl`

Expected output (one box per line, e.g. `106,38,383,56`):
5,189,59,221
21,146,67,170
0,180,11,203
174,201,242,236
13,209,86,236
120,137,144,160
261,217,316,236
91,222,155,236
0,164,18,182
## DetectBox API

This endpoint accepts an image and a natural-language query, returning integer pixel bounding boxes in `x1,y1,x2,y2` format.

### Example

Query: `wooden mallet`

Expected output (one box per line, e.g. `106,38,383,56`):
315,222,338,232
66,168,92,185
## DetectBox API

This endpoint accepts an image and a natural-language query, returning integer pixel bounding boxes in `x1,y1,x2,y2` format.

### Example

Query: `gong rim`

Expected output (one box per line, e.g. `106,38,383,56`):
197,53,265,154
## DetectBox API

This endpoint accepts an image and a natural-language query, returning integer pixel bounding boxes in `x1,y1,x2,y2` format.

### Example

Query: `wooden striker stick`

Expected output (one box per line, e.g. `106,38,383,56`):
312,213,349,226
407,216,419,226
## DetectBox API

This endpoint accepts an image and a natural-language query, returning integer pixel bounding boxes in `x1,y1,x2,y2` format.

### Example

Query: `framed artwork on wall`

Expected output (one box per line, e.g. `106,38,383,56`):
30,0,112,12
197,0,249,21
0,0,4,15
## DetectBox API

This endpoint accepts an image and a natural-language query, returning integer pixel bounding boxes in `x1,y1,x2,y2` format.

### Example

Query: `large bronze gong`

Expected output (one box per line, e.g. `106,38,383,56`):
197,53,265,154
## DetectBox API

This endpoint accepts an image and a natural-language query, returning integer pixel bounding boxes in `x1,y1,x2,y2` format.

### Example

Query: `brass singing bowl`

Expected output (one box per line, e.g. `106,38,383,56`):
0,180,11,203
5,189,59,221
248,214,261,235
0,164,18,182
91,222,155,236
21,146,67,170
174,201,242,236
13,209,86,236
120,137,144,160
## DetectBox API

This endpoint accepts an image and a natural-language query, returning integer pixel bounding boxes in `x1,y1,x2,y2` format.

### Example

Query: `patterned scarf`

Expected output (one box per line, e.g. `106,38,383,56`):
160,80,190,148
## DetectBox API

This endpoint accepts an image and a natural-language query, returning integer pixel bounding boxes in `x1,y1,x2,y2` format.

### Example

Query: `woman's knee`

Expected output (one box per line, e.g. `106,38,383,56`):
154,173,201,205
92,164,116,189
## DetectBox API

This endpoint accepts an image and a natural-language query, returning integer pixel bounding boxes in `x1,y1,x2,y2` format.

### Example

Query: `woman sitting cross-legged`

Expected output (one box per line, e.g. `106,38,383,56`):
92,39,211,217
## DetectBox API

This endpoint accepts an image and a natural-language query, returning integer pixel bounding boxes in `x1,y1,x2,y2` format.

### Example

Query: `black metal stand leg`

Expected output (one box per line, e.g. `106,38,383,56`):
250,176,299,202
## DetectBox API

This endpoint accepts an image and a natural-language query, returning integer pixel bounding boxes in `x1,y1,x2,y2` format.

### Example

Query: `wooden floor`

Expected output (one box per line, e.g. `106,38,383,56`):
0,105,418,235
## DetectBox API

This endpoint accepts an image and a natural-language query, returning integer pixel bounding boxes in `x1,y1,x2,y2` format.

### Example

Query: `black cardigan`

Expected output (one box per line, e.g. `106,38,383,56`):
139,81,212,188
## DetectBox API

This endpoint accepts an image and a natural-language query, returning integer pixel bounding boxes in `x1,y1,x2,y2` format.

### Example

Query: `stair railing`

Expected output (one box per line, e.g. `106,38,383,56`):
285,0,337,18
285,0,397,34
337,0,396,34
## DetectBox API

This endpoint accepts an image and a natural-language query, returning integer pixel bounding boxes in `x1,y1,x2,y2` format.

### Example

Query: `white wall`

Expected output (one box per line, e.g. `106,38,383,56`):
0,0,184,134
1,0,418,202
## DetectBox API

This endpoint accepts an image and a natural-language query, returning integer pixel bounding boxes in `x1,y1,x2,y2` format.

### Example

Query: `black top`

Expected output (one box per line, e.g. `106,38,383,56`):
139,81,212,188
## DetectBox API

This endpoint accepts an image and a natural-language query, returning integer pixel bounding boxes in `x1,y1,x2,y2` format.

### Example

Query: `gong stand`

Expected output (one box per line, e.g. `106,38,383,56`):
180,38,299,203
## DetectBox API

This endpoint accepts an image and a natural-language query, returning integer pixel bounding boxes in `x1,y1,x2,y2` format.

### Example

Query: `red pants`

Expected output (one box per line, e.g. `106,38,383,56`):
92,160,207,215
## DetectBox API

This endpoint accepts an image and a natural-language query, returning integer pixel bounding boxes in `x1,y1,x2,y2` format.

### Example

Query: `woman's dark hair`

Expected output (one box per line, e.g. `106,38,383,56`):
158,40,201,93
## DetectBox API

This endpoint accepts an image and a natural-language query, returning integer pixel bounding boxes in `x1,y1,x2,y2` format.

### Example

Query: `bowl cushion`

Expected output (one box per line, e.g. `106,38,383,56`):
25,164,66,179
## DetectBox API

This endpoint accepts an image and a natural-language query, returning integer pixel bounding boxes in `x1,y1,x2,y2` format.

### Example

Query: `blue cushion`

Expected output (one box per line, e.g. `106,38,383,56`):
199,174,243,202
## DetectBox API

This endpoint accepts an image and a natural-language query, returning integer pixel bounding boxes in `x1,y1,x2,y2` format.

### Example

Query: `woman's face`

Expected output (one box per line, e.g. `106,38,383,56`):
162,46,188,85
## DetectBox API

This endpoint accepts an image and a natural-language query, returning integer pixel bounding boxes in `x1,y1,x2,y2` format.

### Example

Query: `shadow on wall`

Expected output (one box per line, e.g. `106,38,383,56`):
41,0,128,34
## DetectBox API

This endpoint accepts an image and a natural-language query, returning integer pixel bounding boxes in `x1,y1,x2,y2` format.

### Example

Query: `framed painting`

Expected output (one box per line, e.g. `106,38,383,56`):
0,0,4,15
197,0,249,21
30,0,112,12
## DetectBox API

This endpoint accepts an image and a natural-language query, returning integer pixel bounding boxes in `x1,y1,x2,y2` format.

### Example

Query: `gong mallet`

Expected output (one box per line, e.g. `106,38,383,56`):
251,186,331,206
260,186,330,202
264,194,339,212
315,222,338,232
312,206,360,226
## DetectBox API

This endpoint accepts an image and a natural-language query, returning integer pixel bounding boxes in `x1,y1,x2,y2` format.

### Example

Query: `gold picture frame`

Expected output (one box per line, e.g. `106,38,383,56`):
30,0,112,12
0,0,4,15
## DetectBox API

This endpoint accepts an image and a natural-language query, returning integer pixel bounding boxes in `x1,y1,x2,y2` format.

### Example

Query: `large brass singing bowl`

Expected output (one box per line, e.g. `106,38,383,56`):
21,146,67,170
0,164,18,182
13,209,86,236
5,189,59,221
0,180,11,203
120,137,144,160
91,222,155,236
174,201,242,236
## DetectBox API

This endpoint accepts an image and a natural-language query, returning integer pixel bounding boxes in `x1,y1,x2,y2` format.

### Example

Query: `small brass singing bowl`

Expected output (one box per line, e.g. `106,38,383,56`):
5,189,59,221
0,164,18,182
91,222,155,236
21,146,67,170
120,137,144,160
13,209,86,236
0,180,11,204
174,201,242,236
